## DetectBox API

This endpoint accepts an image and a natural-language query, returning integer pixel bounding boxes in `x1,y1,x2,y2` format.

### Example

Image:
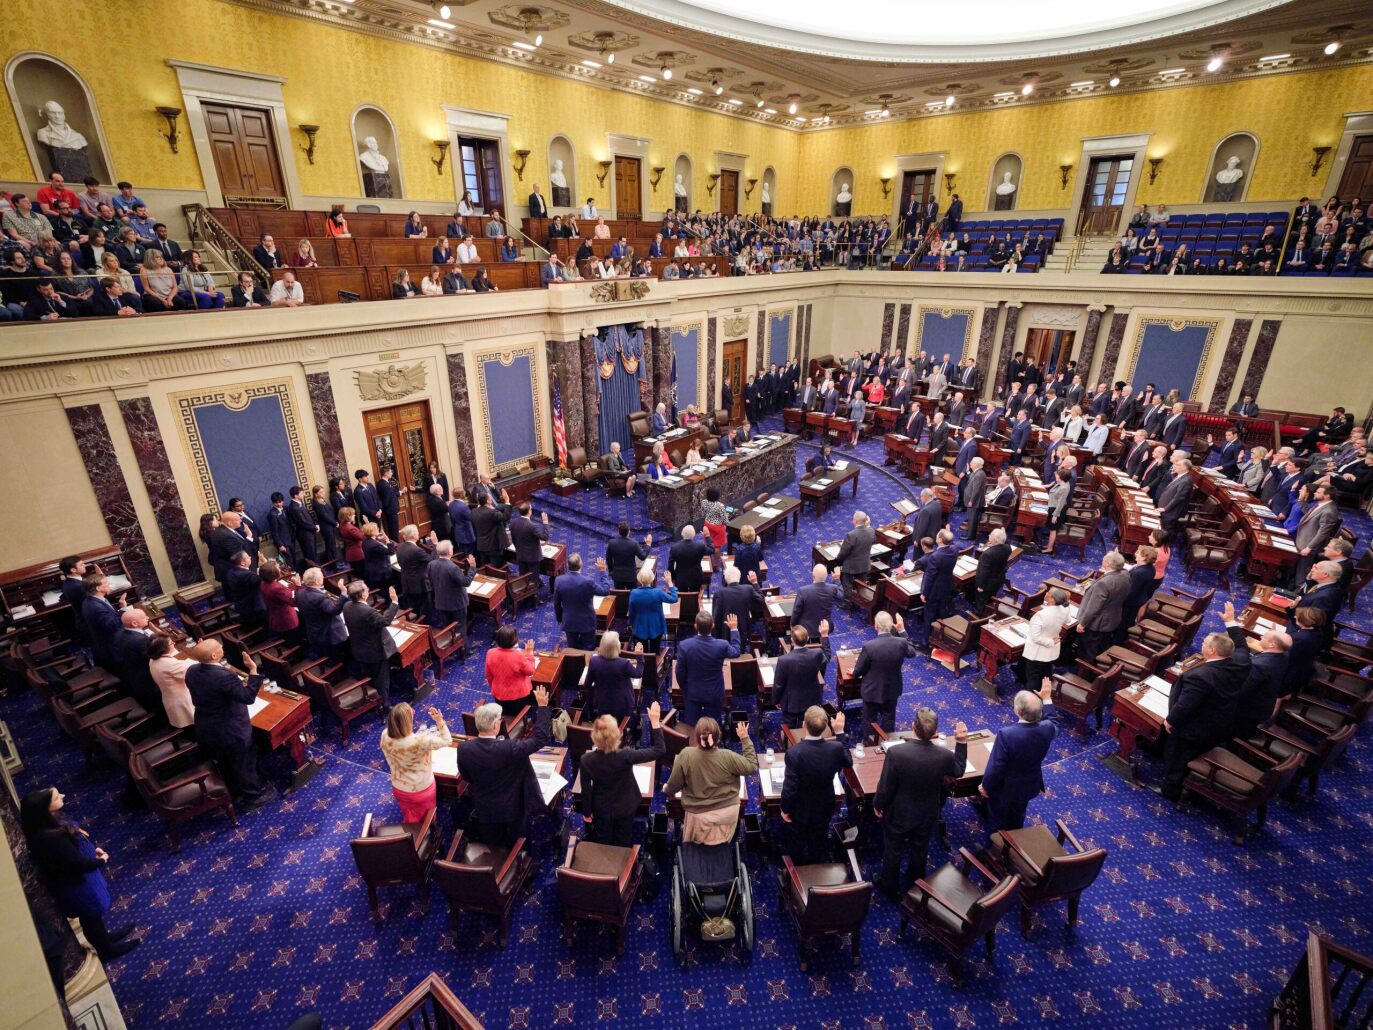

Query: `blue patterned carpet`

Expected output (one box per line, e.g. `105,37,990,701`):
7,418,1371,1030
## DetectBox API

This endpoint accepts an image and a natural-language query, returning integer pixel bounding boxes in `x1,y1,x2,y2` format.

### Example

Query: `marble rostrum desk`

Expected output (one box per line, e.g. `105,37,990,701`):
642,434,798,529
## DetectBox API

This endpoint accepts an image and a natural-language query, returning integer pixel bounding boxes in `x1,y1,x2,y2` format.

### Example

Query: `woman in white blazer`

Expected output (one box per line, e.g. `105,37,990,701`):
1061,404,1085,444
1022,587,1072,693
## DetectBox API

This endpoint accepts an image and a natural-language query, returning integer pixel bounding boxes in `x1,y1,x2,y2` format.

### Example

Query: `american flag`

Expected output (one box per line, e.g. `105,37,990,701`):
669,351,679,421
550,367,568,467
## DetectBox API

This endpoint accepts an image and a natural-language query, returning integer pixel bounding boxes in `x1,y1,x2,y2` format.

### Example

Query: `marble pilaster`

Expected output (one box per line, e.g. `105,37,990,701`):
993,303,1022,397
117,396,201,587
1100,312,1130,385
445,352,480,480
974,303,999,380
896,303,912,354
1209,318,1254,413
579,335,601,458
1077,307,1105,383
555,339,586,457
1238,319,1282,403
65,403,160,596
756,311,766,374
652,326,672,412
706,317,718,412
305,371,347,481
880,302,895,352
803,303,813,369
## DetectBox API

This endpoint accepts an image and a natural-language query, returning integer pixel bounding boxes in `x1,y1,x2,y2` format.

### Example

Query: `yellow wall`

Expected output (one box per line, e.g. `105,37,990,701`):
0,0,799,211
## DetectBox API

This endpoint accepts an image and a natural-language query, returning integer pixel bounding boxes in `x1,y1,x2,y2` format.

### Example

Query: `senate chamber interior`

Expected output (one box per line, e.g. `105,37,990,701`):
1,1,1373,1027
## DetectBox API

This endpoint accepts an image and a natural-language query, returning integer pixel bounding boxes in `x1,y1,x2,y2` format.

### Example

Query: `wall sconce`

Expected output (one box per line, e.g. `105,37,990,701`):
1059,164,1073,189
942,172,956,195
1147,157,1164,185
432,139,450,175
1310,146,1332,177
879,177,892,199
156,106,182,154
513,149,530,180
649,166,665,189
706,173,720,195
298,124,319,165
596,160,612,186
745,178,757,198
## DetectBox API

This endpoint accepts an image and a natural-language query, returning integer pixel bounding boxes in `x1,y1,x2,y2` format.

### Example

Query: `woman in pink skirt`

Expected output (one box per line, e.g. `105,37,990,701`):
379,703,450,822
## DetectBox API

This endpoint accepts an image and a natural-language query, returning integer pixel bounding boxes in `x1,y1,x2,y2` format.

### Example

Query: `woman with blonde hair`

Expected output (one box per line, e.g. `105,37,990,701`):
379,702,450,822
291,238,318,268
100,250,135,294
578,701,665,846
665,716,757,844
584,630,643,725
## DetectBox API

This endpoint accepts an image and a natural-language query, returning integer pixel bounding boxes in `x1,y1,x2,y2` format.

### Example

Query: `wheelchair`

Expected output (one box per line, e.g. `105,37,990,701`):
669,829,755,965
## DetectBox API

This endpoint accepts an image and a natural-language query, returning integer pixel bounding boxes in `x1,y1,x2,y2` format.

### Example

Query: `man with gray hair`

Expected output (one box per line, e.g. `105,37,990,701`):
342,579,400,709
396,524,435,621
911,486,943,543
297,566,348,663
713,562,762,642
1075,550,1129,661
1222,600,1291,735
792,562,844,638
961,456,987,540
1157,456,1194,534
668,522,712,593
428,539,475,635
979,688,1056,832
974,527,1012,615
853,610,920,742
457,685,552,845
836,510,876,594
1159,625,1250,800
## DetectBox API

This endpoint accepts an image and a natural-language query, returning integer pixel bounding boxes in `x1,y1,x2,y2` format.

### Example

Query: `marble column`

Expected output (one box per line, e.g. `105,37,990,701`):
444,352,480,479
117,396,201,588
639,328,655,411
993,303,1022,397
652,326,672,413
755,311,766,374
554,339,586,458
65,403,160,596
895,303,912,355
1099,313,1130,385
880,302,896,352
579,335,601,458
974,303,1000,380
1238,319,1282,402
1209,318,1254,413
305,371,347,480
803,303,813,370
706,317,718,411
1077,307,1105,384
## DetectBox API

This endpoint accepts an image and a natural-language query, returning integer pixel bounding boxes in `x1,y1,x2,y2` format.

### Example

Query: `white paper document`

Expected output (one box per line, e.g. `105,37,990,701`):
247,698,270,719
469,580,498,597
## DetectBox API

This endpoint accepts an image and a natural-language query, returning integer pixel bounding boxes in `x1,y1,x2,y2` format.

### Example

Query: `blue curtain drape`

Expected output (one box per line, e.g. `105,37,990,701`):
597,325,647,455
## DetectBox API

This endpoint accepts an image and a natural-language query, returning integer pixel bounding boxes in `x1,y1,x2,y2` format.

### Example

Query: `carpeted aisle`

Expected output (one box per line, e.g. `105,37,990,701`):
5,417,1370,1029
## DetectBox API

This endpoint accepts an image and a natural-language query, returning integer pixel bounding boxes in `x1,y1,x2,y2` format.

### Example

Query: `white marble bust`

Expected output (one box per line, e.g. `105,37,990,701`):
550,159,568,188
761,182,771,204
358,136,390,173
1215,155,1244,184
674,173,687,197
35,101,88,149
995,171,1017,195
836,182,852,203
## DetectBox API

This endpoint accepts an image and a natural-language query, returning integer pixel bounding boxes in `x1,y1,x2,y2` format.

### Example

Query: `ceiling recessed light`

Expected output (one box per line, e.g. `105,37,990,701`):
788,100,798,115
686,86,703,95
661,66,672,80
533,32,542,45
1324,40,1341,55
764,107,777,114
1206,56,1223,72
1160,67,1185,75
437,3,450,17
713,81,723,95
1109,75,1121,87
581,59,601,68
1021,82,1034,96
427,17,455,28
728,98,742,105
1070,80,1094,87
512,40,536,50
756,99,764,108
945,95,955,107
638,74,656,82
1259,53,1290,61
993,91,1015,98
606,52,615,64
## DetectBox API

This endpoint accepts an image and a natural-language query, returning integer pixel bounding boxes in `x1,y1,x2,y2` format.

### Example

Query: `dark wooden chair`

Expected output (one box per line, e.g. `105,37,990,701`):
1184,530,1245,590
431,831,532,948
1243,721,1356,797
985,820,1108,937
507,572,541,613
128,745,237,851
566,711,628,769
1178,745,1304,844
778,840,873,971
899,848,1020,984
1048,660,1124,735
567,446,603,490
929,613,990,677
847,578,881,624
1347,549,1373,611
350,809,438,918
428,620,466,679
1055,516,1097,559
302,662,381,744
556,837,642,955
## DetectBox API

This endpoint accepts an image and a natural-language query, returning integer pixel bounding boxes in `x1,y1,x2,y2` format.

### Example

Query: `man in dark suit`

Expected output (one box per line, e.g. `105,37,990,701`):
946,392,967,428
713,565,762,642
960,457,988,540
1160,629,1251,799
428,541,474,633
1230,393,1260,418
978,407,1000,441
836,511,876,594
1121,429,1151,478
604,522,651,590
1222,603,1290,736
1140,445,1171,499
471,492,510,570
792,564,845,638
675,611,741,725
780,706,852,863
296,568,348,663
928,412,952,457
1291,560,1344,646
377,469,402,540
1142,399,1169,439
527,184,549,218
853,611,920,741
1157,457,1195,534
774,623,832,729
1065,375,1086,409
1113,386,1141,428
974,528,1012,614
553,553,607,650
210,512,252,582
667,525,712,593
1039,390,1065,430
910,488,943,544
186,639,271,808
87,276,142,316
979,688,1056,831
1075,551,1130,660
1160,403,1188,450
224,550,267,631
266,493,294,569
457,688,553,845
1207,427,1244,480
110,608,162,717
353,470,382,526
396,525,435,620
57,555,88,642
287,486,319,568
900,404,926,443
342,580,400,709
1008,410,1032,465
873,706,968,898
508,502,549,578
721,376,734,416
912,529,958,646
80,572,127,671
952,427,980,478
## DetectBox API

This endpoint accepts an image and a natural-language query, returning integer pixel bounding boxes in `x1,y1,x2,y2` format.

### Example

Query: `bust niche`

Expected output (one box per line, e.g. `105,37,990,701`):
6,54,113,181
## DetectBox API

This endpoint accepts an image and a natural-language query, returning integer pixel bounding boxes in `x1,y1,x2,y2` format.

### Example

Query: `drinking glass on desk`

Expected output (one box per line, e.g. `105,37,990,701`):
854,742,865,758
764,748,774,766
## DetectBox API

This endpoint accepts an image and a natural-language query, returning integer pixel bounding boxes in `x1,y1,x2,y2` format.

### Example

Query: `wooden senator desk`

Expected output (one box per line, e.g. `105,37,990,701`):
1007,468,1051,539
594,593,617,634
799,464,860,517
1093,466,1162,552
634,425,706,469
1106,653,1206,779
833,648,861,707
664,592,713,643
1243,584,1296,625
249,684,315,771
714,550,771,585
725,653,775,709
1193,467,1299,582
0,546,137,629
763,594,794,638
756,753,843,821
643,435,797,529
727,495,800,545
466,574,508,628
387,620,432,681
432,742,569,814
812,539,893,574
843,730,996,804
540,542,568,588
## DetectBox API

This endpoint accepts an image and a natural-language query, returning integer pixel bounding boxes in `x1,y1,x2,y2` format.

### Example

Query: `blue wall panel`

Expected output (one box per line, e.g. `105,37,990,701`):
481,353,538,466
1131,322,1211,399
194,394,299,527
768,312,792,368
672,327,699,409
918,310,971,361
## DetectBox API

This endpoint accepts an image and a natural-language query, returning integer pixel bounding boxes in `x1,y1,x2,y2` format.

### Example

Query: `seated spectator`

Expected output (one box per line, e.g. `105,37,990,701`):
471,266,497,292
48,251,94,310
1312,242,1337,272
559,259,583,282
89,202,121,243
403,211,429,238
539,254,562,286
1102,244,1127,273
546,215,569,245
1141,241,1168,272
324,205,350,238
48,200,88,252
648,233,665,258
269,269,306,307
179,250,225,309
484,210,504,239
98,250,135,295
673,239,690,259
127,204,157,242
581,197,597,220
253,234,284,269
230,271,269,308
391,268,417,299
457,191,477,217
1334,242,1359,272
111,181,146,220
432,237,453,265
24,279,73,321
139,249,192,311
446,212,467,240
420,265,444,296
1149,203,1170,225
441,266,469,294
147,222,183,271
499,236,520,261
2,193,49,252
1212,257,1232,275
89,275,143,317
291,238,318,268
594,256,615,279
456,235,478,263
76,177,110,221
1128,204,1149,229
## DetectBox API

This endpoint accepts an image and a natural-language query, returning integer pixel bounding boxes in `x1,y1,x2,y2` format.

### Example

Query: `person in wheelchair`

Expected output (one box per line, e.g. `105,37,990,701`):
664,717,757,845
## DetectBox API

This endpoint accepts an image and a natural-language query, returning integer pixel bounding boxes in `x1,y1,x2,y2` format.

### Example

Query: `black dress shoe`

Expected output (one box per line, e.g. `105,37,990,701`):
98,937,141,962
110,923,136,940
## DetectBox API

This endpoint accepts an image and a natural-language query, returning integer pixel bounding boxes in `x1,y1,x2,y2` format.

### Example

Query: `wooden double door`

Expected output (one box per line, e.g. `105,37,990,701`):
722,339,747,422
1337,135,1373,201
614,156,642,218
1078,155,1135,236
203,102,286,204
899,170,935,229
363,401,438,536
1023,328,1076,375
718,170,739,215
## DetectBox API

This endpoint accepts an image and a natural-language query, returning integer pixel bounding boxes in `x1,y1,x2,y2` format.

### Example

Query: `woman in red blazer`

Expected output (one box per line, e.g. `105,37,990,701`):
339,506,365,563
259,561,302,644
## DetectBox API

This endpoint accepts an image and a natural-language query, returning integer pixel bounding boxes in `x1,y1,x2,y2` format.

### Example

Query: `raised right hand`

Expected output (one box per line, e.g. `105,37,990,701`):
533,685,550,707
647,700,661,728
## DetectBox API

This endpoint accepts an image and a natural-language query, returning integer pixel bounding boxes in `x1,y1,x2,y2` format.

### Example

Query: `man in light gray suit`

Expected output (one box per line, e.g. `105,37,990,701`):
1075,551,1130,661
961,457,988,540
1291,484,1341,586
836,510,876,595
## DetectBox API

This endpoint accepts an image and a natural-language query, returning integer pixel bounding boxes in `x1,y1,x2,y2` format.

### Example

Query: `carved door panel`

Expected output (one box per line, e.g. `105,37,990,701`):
722,339,747,422
363,401,436,536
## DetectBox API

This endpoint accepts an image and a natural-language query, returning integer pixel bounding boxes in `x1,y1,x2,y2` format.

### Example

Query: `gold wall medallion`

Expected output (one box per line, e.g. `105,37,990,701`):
354,363,427,401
